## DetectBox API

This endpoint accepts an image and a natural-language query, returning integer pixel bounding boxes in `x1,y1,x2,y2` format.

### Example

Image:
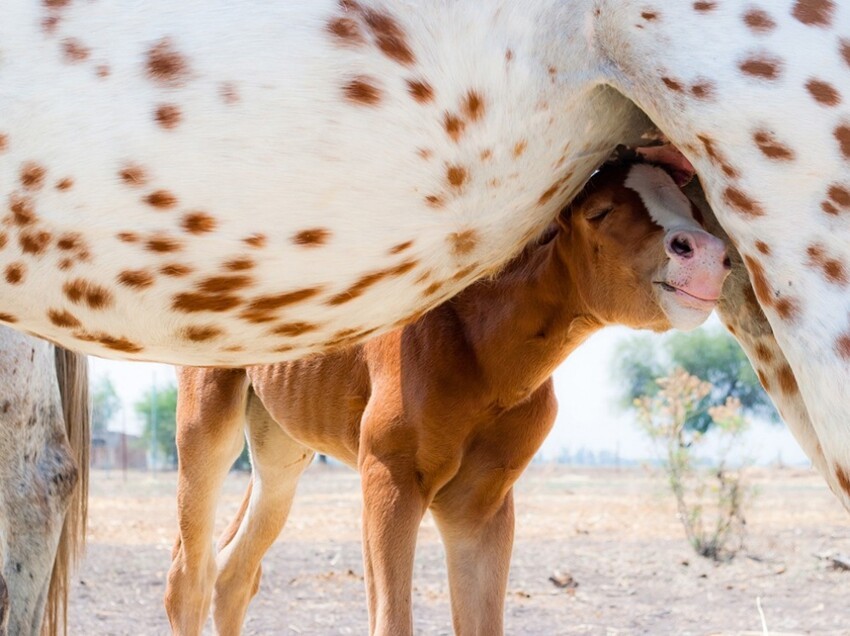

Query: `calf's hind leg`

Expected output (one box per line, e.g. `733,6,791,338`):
213,392,314,635
165,368,249,636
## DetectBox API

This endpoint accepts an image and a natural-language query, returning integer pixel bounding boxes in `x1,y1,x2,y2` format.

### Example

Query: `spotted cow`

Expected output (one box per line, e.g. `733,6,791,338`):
1,1,850,505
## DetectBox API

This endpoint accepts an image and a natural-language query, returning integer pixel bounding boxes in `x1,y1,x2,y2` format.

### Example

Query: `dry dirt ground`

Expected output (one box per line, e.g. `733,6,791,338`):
68,464,850,635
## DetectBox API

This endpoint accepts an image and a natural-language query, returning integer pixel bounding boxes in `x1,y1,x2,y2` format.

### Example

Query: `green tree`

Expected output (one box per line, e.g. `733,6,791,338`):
91,375,121,434
613,326,777,432
135,383,178,467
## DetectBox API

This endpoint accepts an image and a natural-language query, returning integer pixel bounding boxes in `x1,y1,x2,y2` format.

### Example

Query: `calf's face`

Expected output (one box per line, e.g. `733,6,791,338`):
563,163,730,331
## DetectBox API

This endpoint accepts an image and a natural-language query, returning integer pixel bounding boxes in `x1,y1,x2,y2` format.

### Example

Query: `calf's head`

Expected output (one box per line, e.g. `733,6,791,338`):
559,162,730,331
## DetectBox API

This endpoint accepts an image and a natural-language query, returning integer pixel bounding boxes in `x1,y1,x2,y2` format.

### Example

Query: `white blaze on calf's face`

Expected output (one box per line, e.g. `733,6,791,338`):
624,164,730,330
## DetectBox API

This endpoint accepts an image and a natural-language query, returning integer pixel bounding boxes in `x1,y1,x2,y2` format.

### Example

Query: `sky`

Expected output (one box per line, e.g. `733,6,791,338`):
89,314,812,466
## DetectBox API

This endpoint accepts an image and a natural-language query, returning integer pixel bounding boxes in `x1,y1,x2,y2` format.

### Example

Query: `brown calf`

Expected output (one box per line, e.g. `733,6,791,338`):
165,161,730,635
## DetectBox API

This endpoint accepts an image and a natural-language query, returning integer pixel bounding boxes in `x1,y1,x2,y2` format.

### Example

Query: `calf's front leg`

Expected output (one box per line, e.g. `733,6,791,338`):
359,416,429,636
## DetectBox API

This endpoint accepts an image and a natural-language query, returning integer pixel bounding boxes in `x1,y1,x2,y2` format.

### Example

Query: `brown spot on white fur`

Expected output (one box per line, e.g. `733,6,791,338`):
791,0,835,27
743,8,776,32
268,322,320,337
172,291,242,314
196,275,253,295
806,244,848,285
697,135,739,178
116,232,138,243
223,257,254,272
145,234,183,253
360,8,415,66
836,125,850,159
388,240,414,255
63,279,113,310
155,104,182,129
841,39,850,70
9,195,36,226
739,55,783,80
160,263,193,277
20,163,47,190
406,80,434,103
836,464,850,497
777,364,799,395
61,38,90,63
827,184,850,211
181,212,216,235
56,234,83,251
119,164,148,187
219,82,239,104
183,325,223,342
690,81,715,99
424,195,444,208
118,270,155,290
145,190,178,209
240,287,324,322
327,16,365,45
4,264,25,285
326,260,417,306
19,230,51,255
343,77,382,106
662,77,683,92
463,91,485,121
243,234,267,249
146,38,190,86
443,113,465,142
723,187,764,216
805,79,841,106
753,130,795,160
292,228,331,247
449,230,478,256
47,309,81,329
446,165,468,189
74,331,144,353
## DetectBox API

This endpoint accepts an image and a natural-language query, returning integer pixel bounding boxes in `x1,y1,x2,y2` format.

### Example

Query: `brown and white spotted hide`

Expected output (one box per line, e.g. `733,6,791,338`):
1,1,850,509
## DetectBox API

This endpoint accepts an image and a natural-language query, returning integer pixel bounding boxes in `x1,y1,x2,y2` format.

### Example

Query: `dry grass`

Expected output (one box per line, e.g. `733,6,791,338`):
69,464,850,635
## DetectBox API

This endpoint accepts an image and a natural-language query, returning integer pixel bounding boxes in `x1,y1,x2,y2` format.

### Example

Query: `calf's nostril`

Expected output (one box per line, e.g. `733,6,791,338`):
670,236,693,257
723,256,732,270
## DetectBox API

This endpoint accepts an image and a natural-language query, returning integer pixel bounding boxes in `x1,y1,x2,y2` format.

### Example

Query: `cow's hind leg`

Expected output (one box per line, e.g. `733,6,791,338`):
213,392,313,635
165,368,249,636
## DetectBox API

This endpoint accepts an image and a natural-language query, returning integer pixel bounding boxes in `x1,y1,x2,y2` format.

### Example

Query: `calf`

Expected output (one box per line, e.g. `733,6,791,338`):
165,161,729,635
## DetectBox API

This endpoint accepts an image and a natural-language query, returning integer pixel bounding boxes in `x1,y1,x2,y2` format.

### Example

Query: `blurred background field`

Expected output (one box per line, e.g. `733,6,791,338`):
70,464,849,635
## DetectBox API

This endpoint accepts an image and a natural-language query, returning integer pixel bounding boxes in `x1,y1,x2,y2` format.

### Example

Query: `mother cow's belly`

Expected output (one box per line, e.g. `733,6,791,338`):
0,0,648,365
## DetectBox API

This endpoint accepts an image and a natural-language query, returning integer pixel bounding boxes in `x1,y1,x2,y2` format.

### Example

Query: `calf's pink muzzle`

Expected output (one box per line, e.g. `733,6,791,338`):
663,229,730,309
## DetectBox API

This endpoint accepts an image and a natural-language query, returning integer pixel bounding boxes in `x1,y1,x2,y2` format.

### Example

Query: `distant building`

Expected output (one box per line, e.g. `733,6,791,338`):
91,430,147,469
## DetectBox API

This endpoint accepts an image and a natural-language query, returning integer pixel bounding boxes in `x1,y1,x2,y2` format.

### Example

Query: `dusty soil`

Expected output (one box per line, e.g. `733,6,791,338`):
68,465,850,635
